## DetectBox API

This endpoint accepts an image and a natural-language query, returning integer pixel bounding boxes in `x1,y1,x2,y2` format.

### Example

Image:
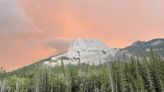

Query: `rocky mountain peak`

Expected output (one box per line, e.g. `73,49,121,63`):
132,40,145,47
44,38,164,67
68,38,110,51
47,38,118,66
147,39,164,46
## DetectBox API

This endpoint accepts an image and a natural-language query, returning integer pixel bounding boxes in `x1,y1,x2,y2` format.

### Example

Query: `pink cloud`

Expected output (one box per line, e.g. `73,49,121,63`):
0,0,164,71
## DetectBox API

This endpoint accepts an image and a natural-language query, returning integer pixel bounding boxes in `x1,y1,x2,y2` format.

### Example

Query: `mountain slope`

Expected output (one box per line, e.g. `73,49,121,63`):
8,38,164,74
122,38,164,56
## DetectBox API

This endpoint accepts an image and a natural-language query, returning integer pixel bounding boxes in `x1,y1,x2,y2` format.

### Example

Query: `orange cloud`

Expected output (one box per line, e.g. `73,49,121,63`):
0,0,164,71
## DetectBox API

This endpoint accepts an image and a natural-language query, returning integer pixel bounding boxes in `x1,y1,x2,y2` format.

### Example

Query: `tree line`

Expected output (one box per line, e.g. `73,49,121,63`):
0,52,164,92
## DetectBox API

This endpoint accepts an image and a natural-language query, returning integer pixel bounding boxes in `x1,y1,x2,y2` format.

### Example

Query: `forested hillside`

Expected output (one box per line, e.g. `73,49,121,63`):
0,52,164,92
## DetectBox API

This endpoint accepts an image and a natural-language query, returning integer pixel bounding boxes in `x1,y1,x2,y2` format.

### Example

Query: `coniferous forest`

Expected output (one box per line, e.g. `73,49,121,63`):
0,52,164,92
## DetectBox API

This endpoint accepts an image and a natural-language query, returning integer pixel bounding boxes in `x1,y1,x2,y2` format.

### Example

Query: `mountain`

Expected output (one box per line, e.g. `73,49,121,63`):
44,38,119,67
5,38,164,92
122,38,164,57
41,38,164,68
8,38,164,74
68,38,109,51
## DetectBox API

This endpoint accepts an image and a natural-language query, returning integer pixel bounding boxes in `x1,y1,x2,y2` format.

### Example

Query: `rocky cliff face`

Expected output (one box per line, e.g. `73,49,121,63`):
68,38,109,51
44,38,164,67
44,38,120,67
66,38,118,64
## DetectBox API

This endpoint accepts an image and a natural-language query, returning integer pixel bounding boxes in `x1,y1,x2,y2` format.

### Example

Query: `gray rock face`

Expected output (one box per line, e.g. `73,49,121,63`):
44,38,121,67
44,38,164,67
122,38,164,57
66,38,117,65
132,40,145,47
68,38,110,51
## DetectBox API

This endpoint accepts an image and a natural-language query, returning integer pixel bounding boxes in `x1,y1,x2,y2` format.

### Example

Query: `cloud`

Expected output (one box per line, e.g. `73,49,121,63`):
38,37,70,53
0,0,35,35
1,0,164,71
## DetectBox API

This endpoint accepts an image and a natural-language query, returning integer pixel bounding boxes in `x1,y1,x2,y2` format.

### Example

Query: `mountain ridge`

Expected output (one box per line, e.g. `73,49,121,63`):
122,38,164,56
8,38,164,74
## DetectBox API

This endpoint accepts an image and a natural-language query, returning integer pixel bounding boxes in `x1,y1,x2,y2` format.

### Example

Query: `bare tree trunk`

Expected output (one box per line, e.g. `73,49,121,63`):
145,64,155,92
108,65,114,92
16,80,19,92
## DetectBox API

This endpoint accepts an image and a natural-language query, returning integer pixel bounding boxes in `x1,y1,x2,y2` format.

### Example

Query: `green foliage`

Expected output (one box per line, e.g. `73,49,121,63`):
1,53,164,92
4,75,31,92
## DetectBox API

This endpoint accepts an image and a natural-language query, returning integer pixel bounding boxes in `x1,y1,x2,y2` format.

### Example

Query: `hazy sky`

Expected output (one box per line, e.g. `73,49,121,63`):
0,0,164,71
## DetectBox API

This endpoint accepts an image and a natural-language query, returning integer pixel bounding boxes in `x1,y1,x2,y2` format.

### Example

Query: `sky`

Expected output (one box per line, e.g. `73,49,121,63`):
0,0,164,71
